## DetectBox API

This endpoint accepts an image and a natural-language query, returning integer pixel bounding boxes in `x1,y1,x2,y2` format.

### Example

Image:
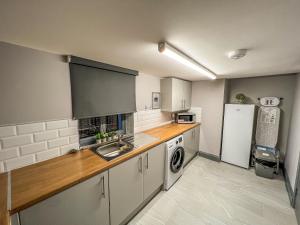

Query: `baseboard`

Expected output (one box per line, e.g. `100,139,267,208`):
283,166,295,207
199,151,221,162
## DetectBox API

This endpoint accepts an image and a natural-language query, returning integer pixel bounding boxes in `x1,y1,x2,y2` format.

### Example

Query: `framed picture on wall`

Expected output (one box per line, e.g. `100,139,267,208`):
152,92,160,109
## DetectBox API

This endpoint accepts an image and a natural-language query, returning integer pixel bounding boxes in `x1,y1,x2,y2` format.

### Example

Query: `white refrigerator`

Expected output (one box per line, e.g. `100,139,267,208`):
221,104,255,168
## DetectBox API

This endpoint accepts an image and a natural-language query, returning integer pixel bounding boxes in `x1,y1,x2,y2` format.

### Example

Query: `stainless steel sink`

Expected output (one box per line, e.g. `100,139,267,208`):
92,140,134,161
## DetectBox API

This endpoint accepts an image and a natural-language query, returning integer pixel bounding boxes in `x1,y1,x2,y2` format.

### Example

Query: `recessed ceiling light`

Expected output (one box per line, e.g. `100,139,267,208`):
227,49,247,60
158,42,217,80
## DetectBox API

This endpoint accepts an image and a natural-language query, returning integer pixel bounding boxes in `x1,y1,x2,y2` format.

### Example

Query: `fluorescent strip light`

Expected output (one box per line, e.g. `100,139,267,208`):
158,42,217,80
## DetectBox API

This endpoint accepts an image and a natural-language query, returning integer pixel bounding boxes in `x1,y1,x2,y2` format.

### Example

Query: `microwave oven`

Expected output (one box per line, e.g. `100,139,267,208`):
176,112,196,124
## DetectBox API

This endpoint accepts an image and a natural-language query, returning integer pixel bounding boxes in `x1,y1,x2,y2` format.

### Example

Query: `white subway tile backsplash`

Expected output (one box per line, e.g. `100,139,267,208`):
189,107,202,123
0,162,4,173
59,127,78,137
1,135,33,148
36,148,60,162
69,135,79,144
34,130,58,142
0,147,19,161
68,120,78,127
20,142,47,155
5,155,35,171
0,126,16,138
48,137,69,149
0,119,79,172
134,109,172,133
17,123,45,134
46,120,68,130
60,143,79,155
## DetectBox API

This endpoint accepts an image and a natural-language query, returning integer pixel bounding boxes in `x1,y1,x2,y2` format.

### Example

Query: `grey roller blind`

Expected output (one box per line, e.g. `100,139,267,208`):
70,63,137,119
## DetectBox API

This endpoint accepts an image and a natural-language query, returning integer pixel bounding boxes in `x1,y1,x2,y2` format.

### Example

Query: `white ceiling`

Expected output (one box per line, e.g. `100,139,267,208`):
0,0,300,80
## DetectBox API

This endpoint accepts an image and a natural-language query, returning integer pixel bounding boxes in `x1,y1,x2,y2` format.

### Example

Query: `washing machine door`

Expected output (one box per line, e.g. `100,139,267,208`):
170,147,185,173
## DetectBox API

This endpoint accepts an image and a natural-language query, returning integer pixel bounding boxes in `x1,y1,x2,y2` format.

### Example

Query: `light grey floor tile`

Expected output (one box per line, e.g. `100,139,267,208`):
129,157,297,225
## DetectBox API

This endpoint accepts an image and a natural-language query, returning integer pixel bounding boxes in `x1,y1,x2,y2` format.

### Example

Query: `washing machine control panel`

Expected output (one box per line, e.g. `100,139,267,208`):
178,136,183,143
166,135,184,150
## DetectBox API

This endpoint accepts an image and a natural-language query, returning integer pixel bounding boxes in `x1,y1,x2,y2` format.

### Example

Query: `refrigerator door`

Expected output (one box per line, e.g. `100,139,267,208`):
221,104,255,168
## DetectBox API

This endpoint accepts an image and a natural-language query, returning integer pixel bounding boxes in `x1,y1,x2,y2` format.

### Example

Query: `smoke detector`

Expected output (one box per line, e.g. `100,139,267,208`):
227,49,247,60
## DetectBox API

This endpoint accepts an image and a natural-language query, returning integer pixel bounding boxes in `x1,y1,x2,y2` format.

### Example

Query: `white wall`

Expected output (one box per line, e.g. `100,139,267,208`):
136,73,160,111
285,74,300,191
0,119,79,172
134,73,172,133
191,79,226,157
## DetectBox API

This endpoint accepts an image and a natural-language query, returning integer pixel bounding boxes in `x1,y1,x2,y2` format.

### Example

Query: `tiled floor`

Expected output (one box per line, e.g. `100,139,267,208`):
129,156,297,225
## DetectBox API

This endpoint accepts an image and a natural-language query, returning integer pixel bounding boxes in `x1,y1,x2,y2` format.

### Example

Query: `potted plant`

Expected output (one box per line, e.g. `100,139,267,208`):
107,132,113,141
100,132,106,143
112,131,118,140
235,93,246,104
96,132,102,144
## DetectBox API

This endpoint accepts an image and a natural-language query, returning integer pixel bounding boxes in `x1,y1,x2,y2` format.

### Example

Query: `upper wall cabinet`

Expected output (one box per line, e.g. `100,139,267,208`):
160,78,192,112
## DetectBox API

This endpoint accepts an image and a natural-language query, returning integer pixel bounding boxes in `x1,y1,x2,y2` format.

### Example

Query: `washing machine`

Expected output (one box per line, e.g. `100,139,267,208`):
164,135,185,190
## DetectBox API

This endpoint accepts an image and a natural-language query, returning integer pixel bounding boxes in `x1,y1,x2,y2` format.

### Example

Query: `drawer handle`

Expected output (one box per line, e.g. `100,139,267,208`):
138,156,143,173
100,176,105,198
146,153,149,170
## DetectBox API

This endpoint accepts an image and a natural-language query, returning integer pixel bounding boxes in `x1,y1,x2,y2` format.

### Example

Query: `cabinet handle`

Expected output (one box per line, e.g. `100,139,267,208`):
184,100,186,109
100,176,105,198
138,156,143,173
146,153,149,170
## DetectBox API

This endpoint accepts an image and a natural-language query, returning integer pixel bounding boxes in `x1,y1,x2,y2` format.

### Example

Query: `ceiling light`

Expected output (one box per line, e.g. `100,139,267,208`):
158,42,217,80
227,49,247,60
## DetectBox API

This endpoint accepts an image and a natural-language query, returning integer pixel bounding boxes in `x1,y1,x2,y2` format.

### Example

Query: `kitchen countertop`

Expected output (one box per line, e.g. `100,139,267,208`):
0,173,9,225
0,122,200,224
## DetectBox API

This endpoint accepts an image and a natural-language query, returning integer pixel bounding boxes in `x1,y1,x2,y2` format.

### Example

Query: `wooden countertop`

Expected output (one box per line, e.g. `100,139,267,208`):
0,122,199,224
0,173,9,225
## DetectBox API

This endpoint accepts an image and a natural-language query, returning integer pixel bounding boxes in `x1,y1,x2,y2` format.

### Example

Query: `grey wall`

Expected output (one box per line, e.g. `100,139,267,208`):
0,42,72,125
285,74,300,191
191,79,226,157
228,74,297,160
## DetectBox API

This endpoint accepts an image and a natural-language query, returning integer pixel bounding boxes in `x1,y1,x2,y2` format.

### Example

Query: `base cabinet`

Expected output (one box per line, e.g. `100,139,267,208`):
109,155,144,225
11,214,19,225
19,171,109,225
143,144,165,200
17,143,167,225
183,126,200,166
110,144,165,225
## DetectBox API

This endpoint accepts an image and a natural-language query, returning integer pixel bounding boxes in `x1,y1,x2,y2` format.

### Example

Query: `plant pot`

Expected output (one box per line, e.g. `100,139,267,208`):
236,99,245,104
101,138,107,143
107,137,112,141
96,139,102,144
113,135,118,140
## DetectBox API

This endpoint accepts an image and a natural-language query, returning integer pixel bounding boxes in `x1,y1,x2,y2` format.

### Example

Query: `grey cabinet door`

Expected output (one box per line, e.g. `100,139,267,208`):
109,155,144,225
183,128,195,166
160,78,192,112
143,144,165,200
193,126,200,155
172,78,184,111
19,171,109,225
11,214,20,225
183,80,192,110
